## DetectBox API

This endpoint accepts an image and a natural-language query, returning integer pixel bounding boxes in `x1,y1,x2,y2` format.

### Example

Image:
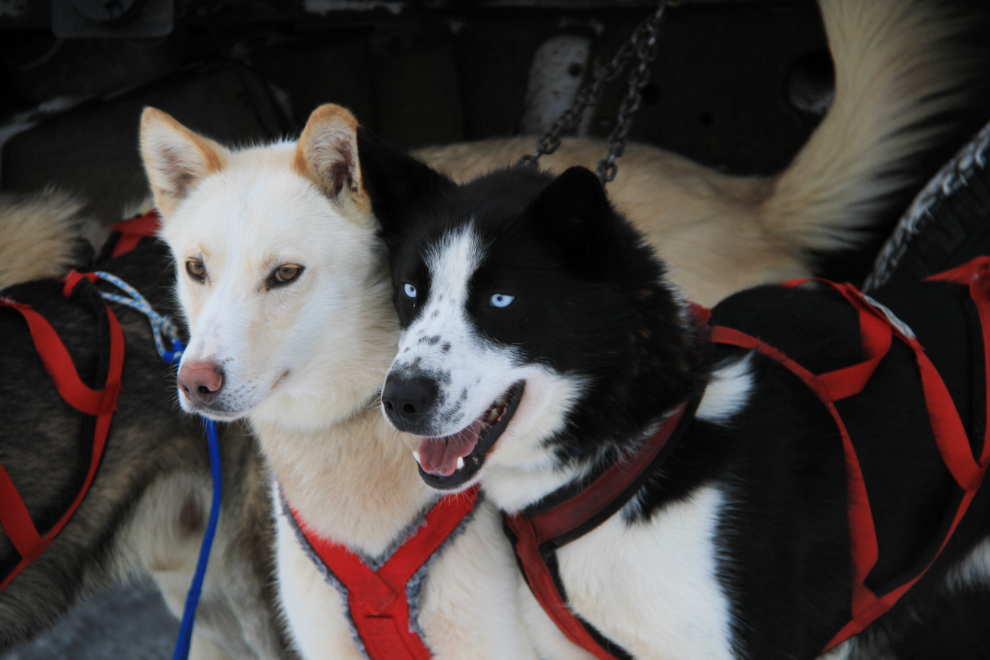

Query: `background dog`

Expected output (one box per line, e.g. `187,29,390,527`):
416,0,973,305
0,193,294,660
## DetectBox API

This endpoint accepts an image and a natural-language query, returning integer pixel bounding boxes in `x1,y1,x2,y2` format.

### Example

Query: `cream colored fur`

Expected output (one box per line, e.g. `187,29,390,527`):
143,105,538,660
0,188,88,290
416,0,970,307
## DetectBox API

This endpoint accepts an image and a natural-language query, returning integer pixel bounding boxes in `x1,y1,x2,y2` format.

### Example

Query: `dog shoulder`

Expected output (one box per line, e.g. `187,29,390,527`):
556,485,737,660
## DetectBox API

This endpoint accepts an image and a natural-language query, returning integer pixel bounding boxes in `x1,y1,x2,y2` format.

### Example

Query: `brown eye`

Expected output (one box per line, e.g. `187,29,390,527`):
186,259,206,281
270,264,303,287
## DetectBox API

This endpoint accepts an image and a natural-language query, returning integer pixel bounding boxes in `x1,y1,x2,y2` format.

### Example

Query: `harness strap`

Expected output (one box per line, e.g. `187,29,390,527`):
710,285,885,619
109,210,161,258
523,400,691,546
507,259,990,659
0,276,125,591
504,399,696,660
288,484,481,660
927,257,990,470
713,269,990,651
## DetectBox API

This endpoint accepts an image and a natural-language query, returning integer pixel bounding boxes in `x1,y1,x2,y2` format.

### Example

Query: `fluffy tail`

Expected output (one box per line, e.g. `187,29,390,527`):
0,188,89,290
761,0,974,250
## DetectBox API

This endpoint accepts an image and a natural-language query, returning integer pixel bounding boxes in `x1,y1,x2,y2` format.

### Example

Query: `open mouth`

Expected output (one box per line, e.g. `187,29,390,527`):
414,381,525,490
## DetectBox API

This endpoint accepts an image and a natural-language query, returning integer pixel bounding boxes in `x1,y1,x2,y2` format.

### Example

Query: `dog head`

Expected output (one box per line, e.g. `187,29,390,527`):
142,104,388,425
373,164,697,495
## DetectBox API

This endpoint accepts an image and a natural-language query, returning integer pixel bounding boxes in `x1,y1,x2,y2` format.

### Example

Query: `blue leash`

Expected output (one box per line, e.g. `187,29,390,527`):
94,271,220,660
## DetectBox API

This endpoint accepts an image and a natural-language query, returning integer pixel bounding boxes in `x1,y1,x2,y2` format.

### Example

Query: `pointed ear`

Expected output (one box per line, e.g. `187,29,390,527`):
139,107,229,218
294,104,369,213
356,126,454,240
530,166,620,275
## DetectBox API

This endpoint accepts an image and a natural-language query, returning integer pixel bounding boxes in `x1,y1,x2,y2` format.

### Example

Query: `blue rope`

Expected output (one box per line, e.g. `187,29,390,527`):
92,272,221,660
93,272,185,363
172,417,221,660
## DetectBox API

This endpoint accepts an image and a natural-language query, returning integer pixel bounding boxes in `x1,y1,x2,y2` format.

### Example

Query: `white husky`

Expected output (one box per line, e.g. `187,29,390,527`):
141,105,536,660
138,0,969,654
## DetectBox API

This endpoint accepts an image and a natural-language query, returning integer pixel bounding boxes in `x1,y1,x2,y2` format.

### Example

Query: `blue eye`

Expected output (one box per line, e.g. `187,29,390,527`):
404,283,417,298
490,294,514,308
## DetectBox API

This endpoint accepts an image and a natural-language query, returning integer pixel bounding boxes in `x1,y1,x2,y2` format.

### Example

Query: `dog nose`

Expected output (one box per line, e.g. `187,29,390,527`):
178,361,224,405
382,373,439,432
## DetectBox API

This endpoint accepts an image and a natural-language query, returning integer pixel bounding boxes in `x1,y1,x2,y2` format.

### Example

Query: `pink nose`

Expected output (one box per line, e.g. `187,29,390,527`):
177,361,224,405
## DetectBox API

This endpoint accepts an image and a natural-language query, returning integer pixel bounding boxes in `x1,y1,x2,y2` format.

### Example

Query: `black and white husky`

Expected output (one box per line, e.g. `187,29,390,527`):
374,155,990,660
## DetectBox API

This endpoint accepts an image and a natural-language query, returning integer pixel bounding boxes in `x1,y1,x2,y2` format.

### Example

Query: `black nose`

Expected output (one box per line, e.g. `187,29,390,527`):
382,373,439,432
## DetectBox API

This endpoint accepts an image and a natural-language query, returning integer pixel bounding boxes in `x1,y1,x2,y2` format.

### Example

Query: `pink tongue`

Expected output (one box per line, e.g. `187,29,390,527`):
419,417,484,477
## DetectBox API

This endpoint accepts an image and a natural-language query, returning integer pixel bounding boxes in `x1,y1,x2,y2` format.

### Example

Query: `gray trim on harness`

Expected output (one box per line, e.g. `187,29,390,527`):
277,482,481,658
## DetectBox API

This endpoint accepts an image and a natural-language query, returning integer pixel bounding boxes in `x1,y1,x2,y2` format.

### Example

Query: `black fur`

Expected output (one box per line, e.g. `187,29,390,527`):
360,131,990,660
363,154,702,463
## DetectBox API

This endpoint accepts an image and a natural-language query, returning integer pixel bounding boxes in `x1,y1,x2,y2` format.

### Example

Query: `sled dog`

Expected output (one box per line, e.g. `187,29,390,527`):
376,160,990,660
0,194,292,660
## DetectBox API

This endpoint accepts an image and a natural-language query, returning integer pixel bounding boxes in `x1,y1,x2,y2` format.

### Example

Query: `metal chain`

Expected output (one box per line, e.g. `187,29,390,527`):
518,0,668,185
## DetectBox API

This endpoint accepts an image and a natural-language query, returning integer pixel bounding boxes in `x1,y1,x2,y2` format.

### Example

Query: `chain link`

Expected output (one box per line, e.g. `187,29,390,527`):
519,0,668,185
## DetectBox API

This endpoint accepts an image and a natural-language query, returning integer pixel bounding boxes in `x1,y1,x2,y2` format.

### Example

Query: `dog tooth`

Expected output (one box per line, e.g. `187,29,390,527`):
413,451,421,465
456,456,465,470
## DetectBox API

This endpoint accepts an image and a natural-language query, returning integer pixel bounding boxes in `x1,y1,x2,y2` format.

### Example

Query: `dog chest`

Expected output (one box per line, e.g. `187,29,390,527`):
550,485,735,660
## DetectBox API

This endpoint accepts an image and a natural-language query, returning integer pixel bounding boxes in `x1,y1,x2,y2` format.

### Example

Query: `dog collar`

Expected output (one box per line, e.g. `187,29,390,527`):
282,484,481,660
504,396,699,660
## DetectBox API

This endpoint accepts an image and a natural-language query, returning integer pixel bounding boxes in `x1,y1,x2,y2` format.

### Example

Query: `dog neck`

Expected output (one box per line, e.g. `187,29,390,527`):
256,407,436,558
249,269,438,558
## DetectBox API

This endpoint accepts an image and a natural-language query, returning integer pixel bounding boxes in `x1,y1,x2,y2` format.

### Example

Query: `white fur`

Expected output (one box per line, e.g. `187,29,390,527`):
696,355,754,425
118,470,280,660
480,365,590,513
274,498,365,660
160,149,386,423
944,537,990,590
522,486,735,660
819,639,855,660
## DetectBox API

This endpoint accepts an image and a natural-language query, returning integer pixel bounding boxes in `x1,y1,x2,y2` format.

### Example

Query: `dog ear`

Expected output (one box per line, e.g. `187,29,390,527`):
530,166,621,275
139,108,229,218
294,104,370,215
356,126,454,240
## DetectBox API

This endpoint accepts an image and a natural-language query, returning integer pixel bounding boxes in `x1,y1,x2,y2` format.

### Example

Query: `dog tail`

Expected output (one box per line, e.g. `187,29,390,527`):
760,0,974,251
0,188,89,290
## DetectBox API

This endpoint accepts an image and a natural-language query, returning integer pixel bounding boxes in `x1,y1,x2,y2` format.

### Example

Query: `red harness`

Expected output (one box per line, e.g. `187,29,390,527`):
0,274,125,592
284,485,481,660
0,211,160,592
505,257,990,659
